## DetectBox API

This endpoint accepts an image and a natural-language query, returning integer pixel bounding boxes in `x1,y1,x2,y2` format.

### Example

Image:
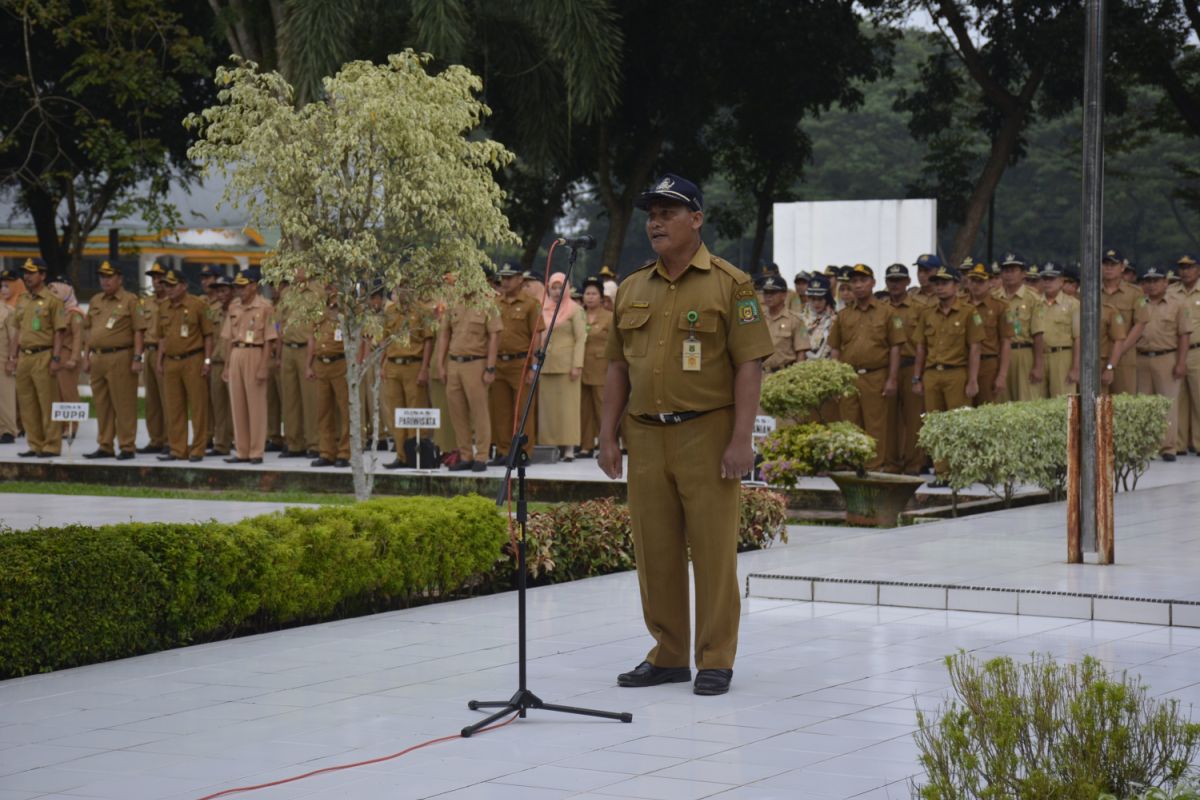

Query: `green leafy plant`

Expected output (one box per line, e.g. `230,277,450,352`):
1112,394,1173,491
760,358,860,419
759,421,877,487
913,653,1200,800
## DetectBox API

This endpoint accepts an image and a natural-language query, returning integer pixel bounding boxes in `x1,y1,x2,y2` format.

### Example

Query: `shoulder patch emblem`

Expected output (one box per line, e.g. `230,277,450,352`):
1137,296,1148,307
737,297,761,325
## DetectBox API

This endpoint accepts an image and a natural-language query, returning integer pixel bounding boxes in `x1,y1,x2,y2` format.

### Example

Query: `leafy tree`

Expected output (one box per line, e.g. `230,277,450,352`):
0,0,215,279
187,53,517,500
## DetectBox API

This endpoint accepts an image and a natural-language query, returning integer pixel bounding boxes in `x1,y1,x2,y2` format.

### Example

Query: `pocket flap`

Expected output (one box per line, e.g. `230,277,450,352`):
677,310,718,333
618,311,652,330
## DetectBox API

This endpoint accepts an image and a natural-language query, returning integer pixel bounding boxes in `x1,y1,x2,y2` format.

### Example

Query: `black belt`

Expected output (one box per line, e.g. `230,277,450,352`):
1190,342,1200,351
233,342,264,348
928,363,965,371
1010,342,1032,350
899,357,915,368
497,352,527,362
449,354,483,363
1139,348,1177,358
388,356,420,365
92,345,131,354
980,353,997,360
284,342,307,349
20,346,50,355
317,353,345,364
144,343,158,351
636,410,709,425
165,348,203,361
1047,346,1072,354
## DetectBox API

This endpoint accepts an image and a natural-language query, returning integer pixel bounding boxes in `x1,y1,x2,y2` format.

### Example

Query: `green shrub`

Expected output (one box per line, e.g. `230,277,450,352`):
761,358,859,419
917,395,1172,504
913,653,1200,800
0,496,506,678
759,421,876,487
514,490,788,584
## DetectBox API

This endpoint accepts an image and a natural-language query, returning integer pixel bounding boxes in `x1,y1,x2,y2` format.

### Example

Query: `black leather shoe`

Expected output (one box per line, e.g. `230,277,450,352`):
1162,453,1177,462
157,454,180,462
576,450,594,459
249,457,263,464
83,449,114,459
617,661,691,688
487,455,508,466
278,449,305,458
333,458,349,467
115,451,135,461
470,460,487,472
224,456,250,464
264,440,283,453
0,433,14,444
18,450,37,457
311,457,334,467
306,449,320,458
189,455,203,463
206,448,229,457
447,459,474,472
137,443,161,453
693,669,733,696
383,459,409,469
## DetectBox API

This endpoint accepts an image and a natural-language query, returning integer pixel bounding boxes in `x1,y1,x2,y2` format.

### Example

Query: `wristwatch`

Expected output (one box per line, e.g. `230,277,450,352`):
912,375,922,384
133,354,143,362
484,366,496,374
51,356,60,363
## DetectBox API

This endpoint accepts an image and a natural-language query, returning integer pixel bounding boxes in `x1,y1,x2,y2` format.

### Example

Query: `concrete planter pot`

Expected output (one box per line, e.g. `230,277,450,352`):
828,471,926,528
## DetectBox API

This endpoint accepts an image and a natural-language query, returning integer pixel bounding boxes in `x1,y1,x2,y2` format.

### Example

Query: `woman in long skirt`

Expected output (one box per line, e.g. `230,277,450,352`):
538,273,586,461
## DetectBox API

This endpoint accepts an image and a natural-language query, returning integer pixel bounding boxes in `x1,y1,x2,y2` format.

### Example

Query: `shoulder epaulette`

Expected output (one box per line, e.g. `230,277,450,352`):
710,257,751,284
629,260,656,276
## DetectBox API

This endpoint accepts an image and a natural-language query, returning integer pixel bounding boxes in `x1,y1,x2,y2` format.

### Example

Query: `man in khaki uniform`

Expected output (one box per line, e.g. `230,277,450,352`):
1135,265,1192,460
599,174,774,697
155,268,214,461
6,258,66,456
1170,254,1200,453
1030,263,1080,397
488,263,543,465
883,263,924,474
139,262,169,453
962,260,1013,405
759,274,809,374
306,286,351,467
435,286,501,471
993,252,1043,401
220,266,278,464
0,287,16,443
205,274,235,456
828,263,905,472
908,254,940,309
82,261,147,459
1101,248,1150,395
380,294,434,469
275,276,320,457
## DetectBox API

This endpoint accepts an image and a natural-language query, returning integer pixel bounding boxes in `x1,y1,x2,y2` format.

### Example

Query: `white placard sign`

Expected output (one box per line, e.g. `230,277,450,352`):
52,402,90,422
753,415,777,438
394,408,441,429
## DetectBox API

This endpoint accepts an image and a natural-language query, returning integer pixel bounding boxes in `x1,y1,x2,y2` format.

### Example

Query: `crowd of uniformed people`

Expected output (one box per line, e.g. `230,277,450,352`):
1,244,1196,480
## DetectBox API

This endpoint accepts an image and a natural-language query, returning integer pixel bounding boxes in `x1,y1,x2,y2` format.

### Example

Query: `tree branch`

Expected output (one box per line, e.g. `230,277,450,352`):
936,0,1018,111
1184,0,1200,39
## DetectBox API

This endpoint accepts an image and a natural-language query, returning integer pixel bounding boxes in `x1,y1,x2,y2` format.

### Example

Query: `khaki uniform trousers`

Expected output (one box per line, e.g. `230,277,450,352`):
625,406,740,670
973,356,1001,406
580,383,604,451
1112,349,1138,395
382,361,429,453
1045,349,1075,397
1137,352,1182,455
1176,345,1200,452
16,350,61,454
429,364,456,455
1006,346,1045,401
838,367,890,471
208,357,233,453
489,359,535,458
90,349,138,453
227,346,269,460
162,354,209,459
924,366,969,475
280,345,317,453
313,357,350,460
886,363,924,474
266,360,284,447
446,358,490,462
143,345,166,447
56,365,80,439
0,369,16,437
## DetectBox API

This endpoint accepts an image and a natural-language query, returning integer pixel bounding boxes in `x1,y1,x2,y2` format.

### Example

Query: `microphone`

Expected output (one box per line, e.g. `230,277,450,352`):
556,235,595,250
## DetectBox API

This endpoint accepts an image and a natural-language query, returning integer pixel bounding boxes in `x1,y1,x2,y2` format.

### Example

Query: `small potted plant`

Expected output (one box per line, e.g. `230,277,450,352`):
759,359,924,527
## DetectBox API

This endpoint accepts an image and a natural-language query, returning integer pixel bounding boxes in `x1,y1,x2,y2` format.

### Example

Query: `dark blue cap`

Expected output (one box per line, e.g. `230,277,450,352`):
1039,261,1064,278
1138,264,1167,281
930,265,961,281
1102,248,1124,263
914,254,942,270
885,263,909,279
806,274,831,297
793,271,810,284
199,265,218,278
234,266,262,285
1063,264,1081,282
1178,254,1197,267
21,257,48,273
496,261,522,278
48,273,71,285
758,274,788,292
1000,251,1027,268
162,267,186,286
635,173,703,212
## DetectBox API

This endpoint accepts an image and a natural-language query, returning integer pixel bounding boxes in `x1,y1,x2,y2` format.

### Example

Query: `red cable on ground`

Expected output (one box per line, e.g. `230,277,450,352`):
193,711,520,800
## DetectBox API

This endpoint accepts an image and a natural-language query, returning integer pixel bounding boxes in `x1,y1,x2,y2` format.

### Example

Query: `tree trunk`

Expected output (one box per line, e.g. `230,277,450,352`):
21,182,67,271
343,322,374,502
595,125,664,273
947,109,1026,266
748,170,779,271
520,172,573,269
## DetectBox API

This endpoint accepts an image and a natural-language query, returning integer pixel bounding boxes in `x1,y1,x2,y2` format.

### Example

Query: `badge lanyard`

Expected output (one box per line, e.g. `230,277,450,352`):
682,310,701,371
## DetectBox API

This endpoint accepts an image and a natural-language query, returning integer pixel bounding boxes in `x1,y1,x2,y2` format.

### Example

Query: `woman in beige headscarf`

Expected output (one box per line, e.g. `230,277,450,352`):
538,273,586,461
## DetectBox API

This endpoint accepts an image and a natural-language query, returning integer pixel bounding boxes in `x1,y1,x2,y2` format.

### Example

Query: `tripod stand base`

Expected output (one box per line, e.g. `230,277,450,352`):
462,689,632,737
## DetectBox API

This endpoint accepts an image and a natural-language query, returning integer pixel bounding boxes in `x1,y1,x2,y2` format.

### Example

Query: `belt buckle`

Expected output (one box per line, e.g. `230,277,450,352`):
657,413,673,424
856,368,867,375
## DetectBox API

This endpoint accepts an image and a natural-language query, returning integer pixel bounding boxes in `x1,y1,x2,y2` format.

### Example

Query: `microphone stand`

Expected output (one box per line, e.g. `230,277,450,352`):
462,244,632,737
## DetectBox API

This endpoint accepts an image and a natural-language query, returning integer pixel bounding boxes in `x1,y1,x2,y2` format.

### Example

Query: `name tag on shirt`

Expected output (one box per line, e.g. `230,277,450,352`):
106,317,117,330
334,328,343,342
245,330,255,344
682,339,701,371
180,324,189,338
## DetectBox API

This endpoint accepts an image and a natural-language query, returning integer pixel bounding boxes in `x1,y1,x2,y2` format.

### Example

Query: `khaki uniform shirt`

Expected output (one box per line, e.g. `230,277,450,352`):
827,297,906,371
207,299,230,362
85,289,147,350
383,303,432,359
1169,282,1200,329
158,294,214,357
1137,295,1192,353
1100,305,1129,361
278,283,320,345
763,307,811,372
312,305,345,358
970,295,1014,357
887,296,921,359
1102,281,1151,333
582,307,613,385
1031,293,1079,348
992,285,1041,344
221,294,278,348
0,304,14,356
606,244,774,416
140,295,162,345
445,303,503,357
916,299,986,366
907,287,937,309
13,288,66,348
495,294,543,355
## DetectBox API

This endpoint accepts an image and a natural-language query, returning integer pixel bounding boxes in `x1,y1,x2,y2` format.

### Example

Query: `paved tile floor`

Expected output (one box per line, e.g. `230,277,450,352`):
3,549,1199,800
0,495,313,532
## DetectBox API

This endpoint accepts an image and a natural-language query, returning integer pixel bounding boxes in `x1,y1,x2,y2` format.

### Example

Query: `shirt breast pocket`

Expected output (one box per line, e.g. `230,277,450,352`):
676,310,720,337
618,311,652,358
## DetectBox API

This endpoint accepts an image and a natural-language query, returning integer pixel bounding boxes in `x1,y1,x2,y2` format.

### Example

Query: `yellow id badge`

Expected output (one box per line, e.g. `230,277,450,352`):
682,339,701,371
244,329,255,344
180,324,189,338
105,316,117,330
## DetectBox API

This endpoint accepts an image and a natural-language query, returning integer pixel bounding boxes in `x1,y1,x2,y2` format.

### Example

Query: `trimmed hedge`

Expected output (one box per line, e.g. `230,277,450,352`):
0,496,506,678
